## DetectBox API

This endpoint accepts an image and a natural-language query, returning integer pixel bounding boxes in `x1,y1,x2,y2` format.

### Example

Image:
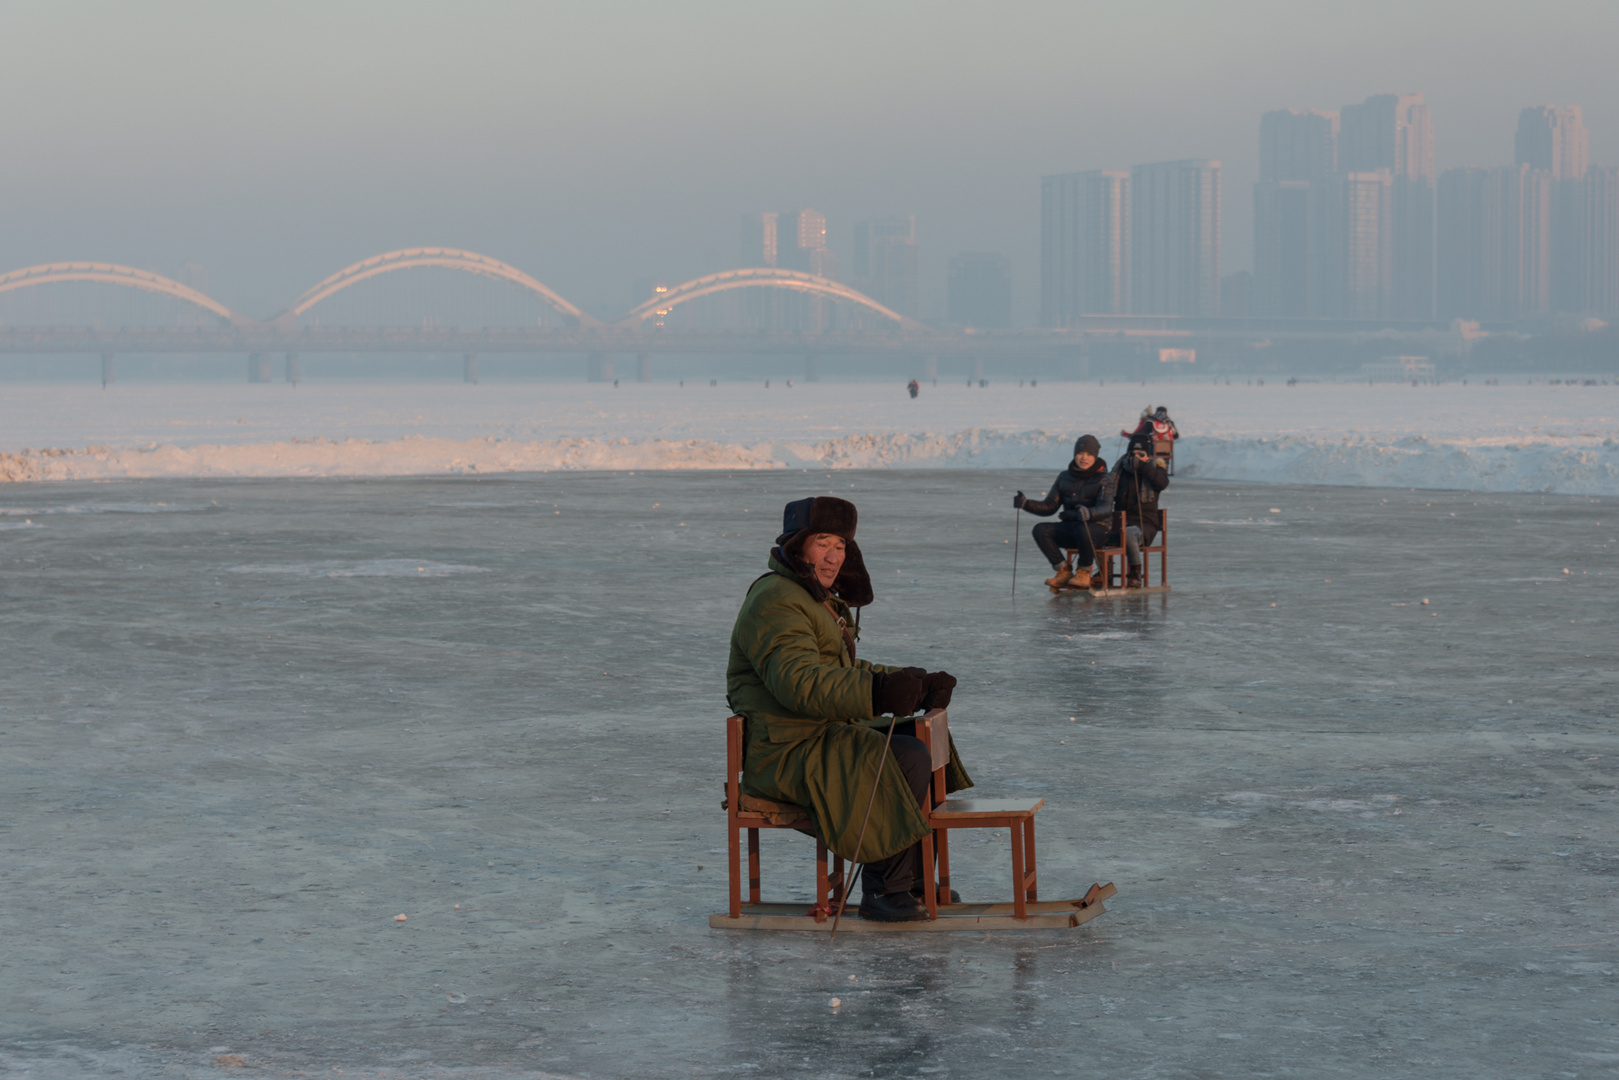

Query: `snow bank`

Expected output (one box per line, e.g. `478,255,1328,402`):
3,380,1616,494
5,428,1619,495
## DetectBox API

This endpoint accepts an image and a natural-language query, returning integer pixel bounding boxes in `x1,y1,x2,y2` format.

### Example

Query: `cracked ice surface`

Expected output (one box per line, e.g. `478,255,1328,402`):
1,470,1616,1078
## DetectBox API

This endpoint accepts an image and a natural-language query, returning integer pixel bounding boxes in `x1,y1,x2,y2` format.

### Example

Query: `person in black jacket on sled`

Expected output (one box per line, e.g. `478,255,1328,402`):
1112,436,1170,587
1014,434,1115,590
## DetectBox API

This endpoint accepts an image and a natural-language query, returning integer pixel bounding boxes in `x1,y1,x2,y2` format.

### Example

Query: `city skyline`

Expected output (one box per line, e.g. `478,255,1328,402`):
3,3,1617,326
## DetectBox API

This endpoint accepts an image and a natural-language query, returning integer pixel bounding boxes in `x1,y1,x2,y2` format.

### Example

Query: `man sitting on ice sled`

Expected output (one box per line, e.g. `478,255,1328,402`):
726,496,974,923
1014,433,1116,590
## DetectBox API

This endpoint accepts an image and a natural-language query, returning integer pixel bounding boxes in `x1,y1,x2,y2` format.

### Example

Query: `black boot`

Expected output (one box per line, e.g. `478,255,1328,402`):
858,890,929,922
910,882,963,905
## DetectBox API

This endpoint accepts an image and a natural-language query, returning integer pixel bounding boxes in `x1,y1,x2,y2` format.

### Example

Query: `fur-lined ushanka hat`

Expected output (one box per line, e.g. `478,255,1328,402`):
774,496,874,607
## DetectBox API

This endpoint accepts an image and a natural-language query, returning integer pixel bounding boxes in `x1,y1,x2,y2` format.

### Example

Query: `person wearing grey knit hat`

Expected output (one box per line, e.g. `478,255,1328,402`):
1012,434,1116,590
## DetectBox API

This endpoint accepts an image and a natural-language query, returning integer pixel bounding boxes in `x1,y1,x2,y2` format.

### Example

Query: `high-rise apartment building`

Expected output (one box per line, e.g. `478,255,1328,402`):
1438,165,1553,321
739,209,836,329
1341,93,1435,318
1259,109,1339,183
1313,170,1394,319
1515,106,1593,310
1578,166,1619,316
1253,109,1337,317
1253,181,1313,316
1515,106,1589,180
1040,170,1129,324
853,216,920,319
777,209,837,279
741,213,778,267
948,252,1012,328
1130,160,1220,316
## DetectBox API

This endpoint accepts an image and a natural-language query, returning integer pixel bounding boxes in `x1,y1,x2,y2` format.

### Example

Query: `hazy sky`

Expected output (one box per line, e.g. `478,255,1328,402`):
3,0,1615,322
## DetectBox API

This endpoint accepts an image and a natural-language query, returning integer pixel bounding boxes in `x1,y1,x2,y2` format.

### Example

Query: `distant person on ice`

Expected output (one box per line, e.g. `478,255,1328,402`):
1014,434,1116,590
726,496,973,923
907,378,921,399
1121,405,1179,445
1111,435,1169,587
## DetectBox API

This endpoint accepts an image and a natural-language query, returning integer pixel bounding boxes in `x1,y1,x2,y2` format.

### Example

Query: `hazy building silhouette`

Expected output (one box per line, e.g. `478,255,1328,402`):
1253,110,1336,317
1438,165,1552,320
1340,93,1435,318
948,252,1012,328
1130,159,1220,316
853,215,919,319
1253,181,1313,317
1040,170,1129,324
777,209,837,279
1578,166,1619,316
1515,107,1592,311
1515,106,1589,180
1313,169,1394,319
1260,109,1339,183
741,212,778,267
1220,270,1252,318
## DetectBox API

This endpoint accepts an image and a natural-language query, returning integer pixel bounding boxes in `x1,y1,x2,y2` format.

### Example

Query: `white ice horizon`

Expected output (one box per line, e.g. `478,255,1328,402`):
2,380,1616,495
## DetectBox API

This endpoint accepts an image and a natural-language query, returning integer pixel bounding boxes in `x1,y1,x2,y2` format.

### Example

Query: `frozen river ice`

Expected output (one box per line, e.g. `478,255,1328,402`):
1,470,1616,1078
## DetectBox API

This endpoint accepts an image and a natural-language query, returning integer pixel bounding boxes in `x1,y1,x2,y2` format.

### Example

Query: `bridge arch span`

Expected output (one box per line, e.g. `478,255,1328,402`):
615,268,925,332
283,248,599,327
0,262,244,324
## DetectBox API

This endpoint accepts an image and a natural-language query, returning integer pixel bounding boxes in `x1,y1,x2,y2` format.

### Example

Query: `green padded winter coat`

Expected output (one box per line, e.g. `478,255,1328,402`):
725,553,972,863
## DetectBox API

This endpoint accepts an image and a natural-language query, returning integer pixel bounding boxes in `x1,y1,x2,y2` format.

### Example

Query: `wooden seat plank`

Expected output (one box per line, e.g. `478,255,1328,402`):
931,797,1044,818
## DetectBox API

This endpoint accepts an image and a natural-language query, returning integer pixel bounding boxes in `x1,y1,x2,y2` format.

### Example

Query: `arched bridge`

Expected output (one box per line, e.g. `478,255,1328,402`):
0,252,994,386
278,248,600,327
0,262,248,325
617,268,924,332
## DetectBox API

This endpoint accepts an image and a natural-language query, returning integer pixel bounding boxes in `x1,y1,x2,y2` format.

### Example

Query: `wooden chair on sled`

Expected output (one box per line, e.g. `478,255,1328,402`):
713,710,1115,931
1061,511,1170,595
721,714,846,921
1155,438,1175,476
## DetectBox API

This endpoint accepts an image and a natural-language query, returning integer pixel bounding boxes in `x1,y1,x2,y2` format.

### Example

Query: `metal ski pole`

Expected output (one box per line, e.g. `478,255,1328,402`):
1011,505,1020,597
829,713,902,942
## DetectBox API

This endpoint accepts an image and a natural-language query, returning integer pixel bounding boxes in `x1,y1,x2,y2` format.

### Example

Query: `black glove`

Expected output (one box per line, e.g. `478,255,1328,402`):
920,670,956,711
871,669,926,717
1013,491,1026,509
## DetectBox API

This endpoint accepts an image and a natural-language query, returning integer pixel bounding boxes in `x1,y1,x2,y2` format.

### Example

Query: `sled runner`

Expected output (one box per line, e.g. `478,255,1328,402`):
1050,511,1170,597
712,709,1115,932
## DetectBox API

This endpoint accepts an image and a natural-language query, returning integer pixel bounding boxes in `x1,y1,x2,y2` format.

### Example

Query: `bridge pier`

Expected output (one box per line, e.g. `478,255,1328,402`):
636,354,651,382
101,353,114,388
285,353,300,385
247,353,273,383
587,353,613,382
971,357,985,386
463,354,479,384
804,354,819,383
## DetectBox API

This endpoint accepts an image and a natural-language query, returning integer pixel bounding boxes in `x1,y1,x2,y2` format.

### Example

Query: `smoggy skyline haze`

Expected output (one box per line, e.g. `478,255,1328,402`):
3,0,1615,323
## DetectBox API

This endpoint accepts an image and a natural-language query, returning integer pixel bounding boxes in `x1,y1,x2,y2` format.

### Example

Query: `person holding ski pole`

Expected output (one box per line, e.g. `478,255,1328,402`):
726,496,974,923
1013,434,1115,590
1111,435,1170,587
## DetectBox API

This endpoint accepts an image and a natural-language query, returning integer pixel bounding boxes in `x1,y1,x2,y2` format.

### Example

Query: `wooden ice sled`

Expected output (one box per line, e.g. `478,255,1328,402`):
1052,510,1170,597
715,709,1116,932
708,883,1116,933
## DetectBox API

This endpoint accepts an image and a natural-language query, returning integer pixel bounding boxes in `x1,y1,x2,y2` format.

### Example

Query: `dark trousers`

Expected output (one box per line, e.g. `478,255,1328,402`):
859,721,934,897
1032,519,1107,568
